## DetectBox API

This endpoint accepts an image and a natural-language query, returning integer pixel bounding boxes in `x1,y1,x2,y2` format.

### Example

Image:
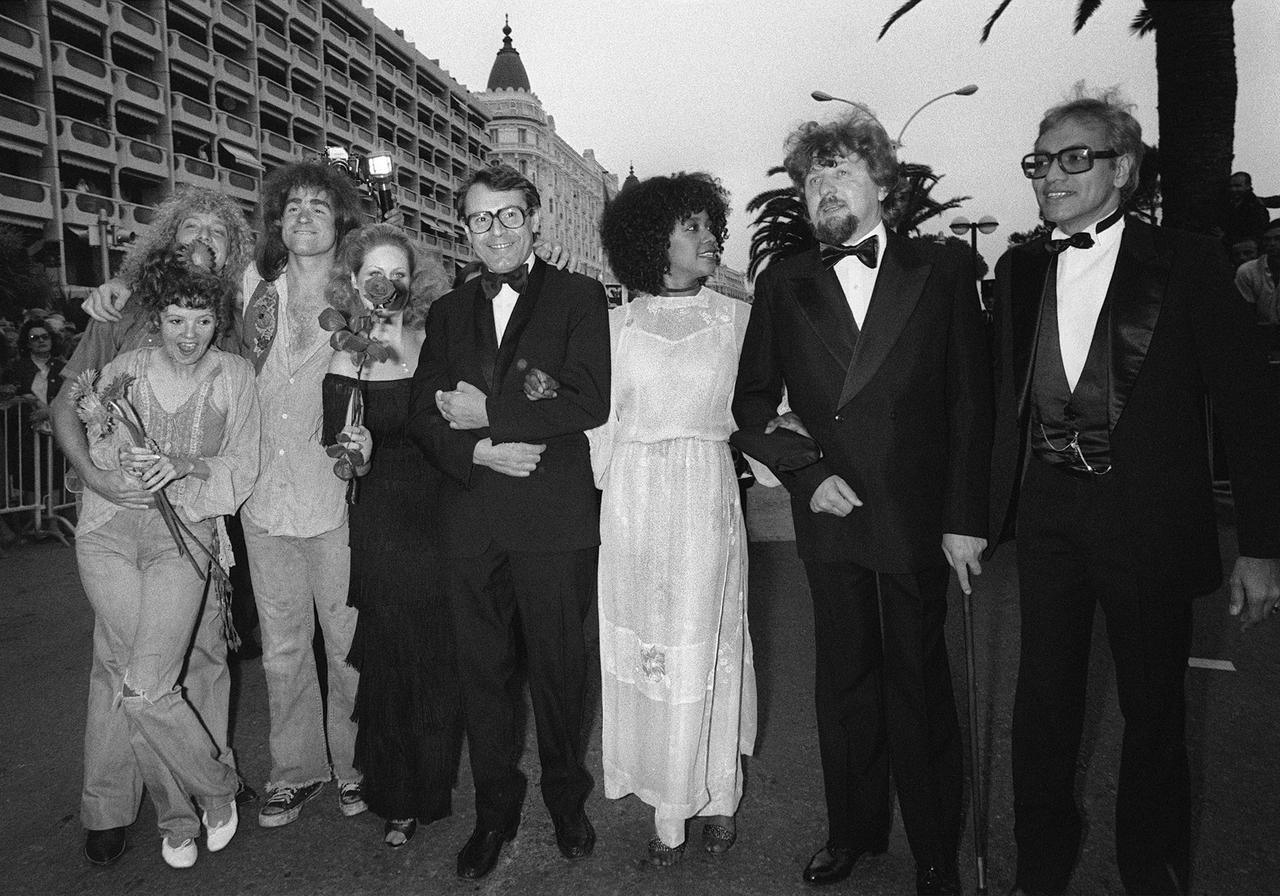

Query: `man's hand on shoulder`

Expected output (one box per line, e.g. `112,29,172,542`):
83,280,132,323
1228,556,1280,630
534,239,574,271
809,475,862,517
942,533,987,596
472,438,545,477
84,467,154,509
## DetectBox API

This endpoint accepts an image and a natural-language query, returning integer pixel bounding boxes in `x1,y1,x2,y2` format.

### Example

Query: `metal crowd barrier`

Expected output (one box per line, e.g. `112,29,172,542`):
1,400,76,545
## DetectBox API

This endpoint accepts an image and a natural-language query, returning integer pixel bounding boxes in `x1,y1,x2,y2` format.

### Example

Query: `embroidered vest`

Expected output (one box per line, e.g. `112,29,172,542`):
240,277,280,375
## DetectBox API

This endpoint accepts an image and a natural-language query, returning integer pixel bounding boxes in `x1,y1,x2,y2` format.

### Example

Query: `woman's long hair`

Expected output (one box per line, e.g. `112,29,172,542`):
324,224,451,331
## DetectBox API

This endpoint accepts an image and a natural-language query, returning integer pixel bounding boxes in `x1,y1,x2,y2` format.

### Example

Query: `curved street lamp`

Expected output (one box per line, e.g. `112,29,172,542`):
811,84,978,146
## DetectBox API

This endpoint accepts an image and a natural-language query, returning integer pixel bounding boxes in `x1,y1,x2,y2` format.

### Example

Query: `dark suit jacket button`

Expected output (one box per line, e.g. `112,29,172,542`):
834,414,842,422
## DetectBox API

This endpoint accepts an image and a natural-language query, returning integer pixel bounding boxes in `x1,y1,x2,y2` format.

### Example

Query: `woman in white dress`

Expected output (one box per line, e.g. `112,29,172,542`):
592,173,757,865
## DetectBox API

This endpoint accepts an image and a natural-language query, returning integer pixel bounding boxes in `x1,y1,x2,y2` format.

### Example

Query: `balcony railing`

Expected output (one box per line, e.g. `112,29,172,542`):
61,190,117,229
324,110,352,138
170,0,213,17
292,44,320,73
56,117,114,161
0,174,52,223
216,55,253,90
116,136,168,176
260,129,294,164
112,68,164,114
117,201,157,230
323,19,347,47
0,96,46,148
217,110,256,143
0,16,41,71
258,76,292,113
51,42,110,95
170,93,215,132
167,31,211,66
53,0,109,25
292,94,321,122
109,2,159,44
293,0,319,25
215,1,250,38
256,23,289,58
348,35,372,64
174,154,219,188
219,167,257,198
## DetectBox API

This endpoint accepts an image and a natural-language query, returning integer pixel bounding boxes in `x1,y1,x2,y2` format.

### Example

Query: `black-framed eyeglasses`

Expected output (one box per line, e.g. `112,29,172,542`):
27,332,50,342
1039,424,1112,475
464,205,528,234
1021,146,1120,179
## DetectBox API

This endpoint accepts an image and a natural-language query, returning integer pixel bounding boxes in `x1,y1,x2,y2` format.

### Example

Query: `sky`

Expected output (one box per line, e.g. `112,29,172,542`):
368,0,1280,275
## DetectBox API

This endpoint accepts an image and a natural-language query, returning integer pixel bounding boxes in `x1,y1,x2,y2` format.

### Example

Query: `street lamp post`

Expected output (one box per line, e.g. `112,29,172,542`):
949,215,999,276
811,84,978,146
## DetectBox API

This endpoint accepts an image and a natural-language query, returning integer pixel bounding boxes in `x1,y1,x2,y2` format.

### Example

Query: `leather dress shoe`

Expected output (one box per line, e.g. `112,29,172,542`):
917,863,962,895
551,811,595,860
803,841,886,886
85,827,127,866
456,826,516,879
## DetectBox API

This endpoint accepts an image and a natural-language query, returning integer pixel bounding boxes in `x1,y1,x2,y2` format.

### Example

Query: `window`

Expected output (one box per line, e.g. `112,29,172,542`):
517,128,527,144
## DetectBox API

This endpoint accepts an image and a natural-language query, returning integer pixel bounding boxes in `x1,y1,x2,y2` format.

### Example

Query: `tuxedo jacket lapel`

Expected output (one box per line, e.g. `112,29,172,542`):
1011,243,1053,419
469,280,498,394
1106,221,1166,431
837,233,929,410
494,258,545,387
790,248,858,371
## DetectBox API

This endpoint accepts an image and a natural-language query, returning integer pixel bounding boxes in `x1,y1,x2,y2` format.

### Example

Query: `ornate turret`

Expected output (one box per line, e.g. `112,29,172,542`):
485,16,531,92
622,164,640,192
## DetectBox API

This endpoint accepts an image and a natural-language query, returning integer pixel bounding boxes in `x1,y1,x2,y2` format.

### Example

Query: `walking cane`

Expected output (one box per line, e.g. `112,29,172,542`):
961,586,989,895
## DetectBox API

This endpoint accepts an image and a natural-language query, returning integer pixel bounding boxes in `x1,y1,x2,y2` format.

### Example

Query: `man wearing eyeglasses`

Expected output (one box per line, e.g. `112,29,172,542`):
989,92,1280,896
407,163,609,880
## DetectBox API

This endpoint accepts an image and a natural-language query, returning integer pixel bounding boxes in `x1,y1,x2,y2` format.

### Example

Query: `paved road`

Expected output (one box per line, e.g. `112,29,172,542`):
2,486,1277,895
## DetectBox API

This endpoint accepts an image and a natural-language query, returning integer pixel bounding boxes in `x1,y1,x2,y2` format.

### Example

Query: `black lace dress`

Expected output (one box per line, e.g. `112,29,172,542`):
322,373,461,822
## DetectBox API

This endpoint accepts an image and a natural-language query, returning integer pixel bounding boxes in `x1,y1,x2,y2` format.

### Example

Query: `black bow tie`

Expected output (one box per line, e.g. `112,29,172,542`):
480,266,528,300
1044,231,1095,255
821,235,879,270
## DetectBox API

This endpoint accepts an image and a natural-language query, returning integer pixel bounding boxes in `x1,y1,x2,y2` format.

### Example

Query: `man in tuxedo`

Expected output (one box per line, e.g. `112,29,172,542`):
988,93,1280,895
408,163,609,880
733,106,992,895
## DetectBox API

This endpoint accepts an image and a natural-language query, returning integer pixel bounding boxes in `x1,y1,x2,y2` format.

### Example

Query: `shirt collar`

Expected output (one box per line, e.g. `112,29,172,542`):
1051,207,1126,247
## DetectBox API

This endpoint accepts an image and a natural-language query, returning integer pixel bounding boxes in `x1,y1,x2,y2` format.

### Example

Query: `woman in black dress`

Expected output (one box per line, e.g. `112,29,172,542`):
321,224,460,847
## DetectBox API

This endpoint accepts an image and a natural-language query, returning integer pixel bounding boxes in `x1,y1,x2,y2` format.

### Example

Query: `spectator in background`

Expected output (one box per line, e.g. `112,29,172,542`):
1230,236,1260,269
1236,218,1280,332
1226,172,1273,247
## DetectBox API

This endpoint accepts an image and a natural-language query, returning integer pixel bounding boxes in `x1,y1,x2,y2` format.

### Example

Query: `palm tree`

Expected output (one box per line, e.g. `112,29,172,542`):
746,163,969,279
745,167,815,281
879,0,1236,235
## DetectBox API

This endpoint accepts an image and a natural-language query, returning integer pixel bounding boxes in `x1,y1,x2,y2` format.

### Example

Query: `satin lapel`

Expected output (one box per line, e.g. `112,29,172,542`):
494,258,545,388
1107,221,1166,431
789,248,857,371
470,280,498,394
836,234,928,410
1011,243,1053,419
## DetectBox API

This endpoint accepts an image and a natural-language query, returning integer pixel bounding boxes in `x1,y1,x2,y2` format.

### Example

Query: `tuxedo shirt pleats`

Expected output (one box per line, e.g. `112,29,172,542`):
1054,215,1124,390
833,221,888,331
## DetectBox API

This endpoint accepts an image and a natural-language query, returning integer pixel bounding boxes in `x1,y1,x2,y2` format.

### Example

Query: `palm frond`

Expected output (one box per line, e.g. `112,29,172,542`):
1073,0,1103,33
878,0,928,40
1131,4,1155,36
979,0,1017,42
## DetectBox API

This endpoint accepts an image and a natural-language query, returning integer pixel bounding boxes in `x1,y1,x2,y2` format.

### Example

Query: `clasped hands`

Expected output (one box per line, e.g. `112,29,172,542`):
118,444,194,493
456,363,559,478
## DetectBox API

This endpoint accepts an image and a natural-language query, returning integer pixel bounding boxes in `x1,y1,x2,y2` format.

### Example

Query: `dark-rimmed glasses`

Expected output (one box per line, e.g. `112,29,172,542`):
27,332,50,343
1022,146,1120,180
1039,424,1112,475
465,205,528,234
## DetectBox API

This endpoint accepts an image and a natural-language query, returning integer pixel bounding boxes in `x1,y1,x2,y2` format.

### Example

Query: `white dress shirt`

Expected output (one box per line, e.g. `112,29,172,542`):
1054,211,1125,390
833,220,888,331
493,257,534,344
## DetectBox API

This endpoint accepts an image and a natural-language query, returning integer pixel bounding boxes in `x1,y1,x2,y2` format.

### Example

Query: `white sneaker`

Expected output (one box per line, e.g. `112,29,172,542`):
161,836,197,869
203,802,238,853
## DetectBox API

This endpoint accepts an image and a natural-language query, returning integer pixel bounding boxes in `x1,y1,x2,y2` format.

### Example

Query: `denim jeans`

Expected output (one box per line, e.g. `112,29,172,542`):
77,509,239,841
242,518,359,789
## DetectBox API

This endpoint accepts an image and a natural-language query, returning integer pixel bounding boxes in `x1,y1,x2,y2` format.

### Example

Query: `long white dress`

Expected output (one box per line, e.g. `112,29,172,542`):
592,288,758,848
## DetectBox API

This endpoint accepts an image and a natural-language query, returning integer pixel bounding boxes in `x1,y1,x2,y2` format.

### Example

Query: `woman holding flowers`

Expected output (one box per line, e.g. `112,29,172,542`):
591,173,757,865
72,259,260,869
320,223,459,848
